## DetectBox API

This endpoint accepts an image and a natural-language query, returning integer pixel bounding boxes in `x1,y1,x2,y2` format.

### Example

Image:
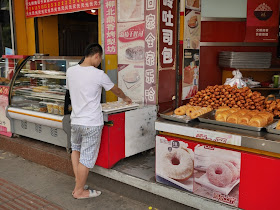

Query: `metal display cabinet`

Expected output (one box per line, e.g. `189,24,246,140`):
7,55,80,151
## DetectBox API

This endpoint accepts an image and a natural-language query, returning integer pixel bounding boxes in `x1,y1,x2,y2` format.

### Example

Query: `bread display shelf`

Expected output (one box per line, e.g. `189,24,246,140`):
198,110,271,132
16,89,64,101
266,121,280,135
159,111,192,124
25,74,66,80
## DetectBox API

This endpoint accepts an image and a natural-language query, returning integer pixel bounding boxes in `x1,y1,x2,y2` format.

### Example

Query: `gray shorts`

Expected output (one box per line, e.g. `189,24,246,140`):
71,125,103,168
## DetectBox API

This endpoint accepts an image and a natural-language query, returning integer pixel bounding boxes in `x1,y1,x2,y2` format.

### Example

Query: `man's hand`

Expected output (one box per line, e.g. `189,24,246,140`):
110,85,132,104
123,96,132,104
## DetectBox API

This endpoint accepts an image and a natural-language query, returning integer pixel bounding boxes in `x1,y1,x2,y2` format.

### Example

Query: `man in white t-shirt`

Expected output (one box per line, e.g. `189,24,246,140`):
66,43,131,199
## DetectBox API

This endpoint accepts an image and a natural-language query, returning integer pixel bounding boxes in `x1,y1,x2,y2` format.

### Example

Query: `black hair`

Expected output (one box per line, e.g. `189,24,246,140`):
85,43,103,57
78,43,103,64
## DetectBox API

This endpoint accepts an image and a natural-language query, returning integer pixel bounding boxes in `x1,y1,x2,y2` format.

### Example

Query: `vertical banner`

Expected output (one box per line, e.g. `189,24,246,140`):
182,1,201,100
117,0,145,103
159,0,178,70
245,0,280,42
0,86,12,137
104,0,117,54
25,0,101,18
144,0,157,105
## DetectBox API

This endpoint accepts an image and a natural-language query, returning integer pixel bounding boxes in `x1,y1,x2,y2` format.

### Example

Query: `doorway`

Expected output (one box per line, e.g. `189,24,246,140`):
58,11,98,56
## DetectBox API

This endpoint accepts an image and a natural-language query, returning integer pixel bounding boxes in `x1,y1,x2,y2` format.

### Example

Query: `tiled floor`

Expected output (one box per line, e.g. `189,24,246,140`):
0,178,63,210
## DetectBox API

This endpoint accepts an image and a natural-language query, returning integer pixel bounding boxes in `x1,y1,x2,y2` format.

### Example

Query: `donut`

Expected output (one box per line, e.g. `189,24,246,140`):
186,106,200,116
220,161,239,182
174,107,186,116
161,149,193,181
206,163,233,187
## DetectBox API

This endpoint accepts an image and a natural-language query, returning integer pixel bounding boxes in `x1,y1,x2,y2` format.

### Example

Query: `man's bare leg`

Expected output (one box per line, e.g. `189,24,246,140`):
73,163,90,198
71,151,80,181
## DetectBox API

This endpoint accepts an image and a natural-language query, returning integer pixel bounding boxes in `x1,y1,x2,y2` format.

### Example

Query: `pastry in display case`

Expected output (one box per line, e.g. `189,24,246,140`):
6,55,80,150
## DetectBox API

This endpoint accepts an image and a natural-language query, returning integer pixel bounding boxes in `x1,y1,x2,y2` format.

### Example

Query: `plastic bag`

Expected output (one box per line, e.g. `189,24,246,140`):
224,70,247,88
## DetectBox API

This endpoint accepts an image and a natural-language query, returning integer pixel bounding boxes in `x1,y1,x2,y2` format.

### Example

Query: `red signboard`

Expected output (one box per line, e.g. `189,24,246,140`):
25,0,101,18
245,0,280,42
159,0,177,70
144,0,157,105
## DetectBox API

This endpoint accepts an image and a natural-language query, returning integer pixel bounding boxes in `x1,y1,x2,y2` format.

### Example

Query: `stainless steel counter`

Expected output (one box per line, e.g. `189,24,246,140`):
155,118,280,155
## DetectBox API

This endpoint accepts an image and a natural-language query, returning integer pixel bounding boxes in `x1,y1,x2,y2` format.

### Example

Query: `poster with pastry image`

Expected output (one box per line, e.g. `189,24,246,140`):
117,0,144,22
156,136,196,192
193,145,241,207
186,0,200,11
118,64,144,103
117,21,145,65
182,49,199,100
184,10,201,50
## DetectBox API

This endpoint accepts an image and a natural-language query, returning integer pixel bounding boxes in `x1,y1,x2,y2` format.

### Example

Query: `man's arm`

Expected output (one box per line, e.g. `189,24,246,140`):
110,85,132,104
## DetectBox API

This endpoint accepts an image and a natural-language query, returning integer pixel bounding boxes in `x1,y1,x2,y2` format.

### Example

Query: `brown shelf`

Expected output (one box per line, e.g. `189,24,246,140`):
239,68,280,72
251,87,280,90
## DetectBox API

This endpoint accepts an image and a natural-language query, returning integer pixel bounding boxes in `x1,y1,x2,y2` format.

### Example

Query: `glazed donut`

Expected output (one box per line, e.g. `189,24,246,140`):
206,163,233,187
220,161,239,182
161,149,193,181
186,106,200,116
174,107,186,116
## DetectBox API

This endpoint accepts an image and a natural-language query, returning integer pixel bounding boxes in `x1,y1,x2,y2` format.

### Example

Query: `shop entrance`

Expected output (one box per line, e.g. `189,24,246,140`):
58,11,98,56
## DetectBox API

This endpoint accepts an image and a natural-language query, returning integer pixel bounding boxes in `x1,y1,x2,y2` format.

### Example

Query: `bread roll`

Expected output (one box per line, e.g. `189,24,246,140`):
227,113,241,124
276,120,280,130
258,112,274,124
237,114,252,125
215,110,231,122
248,116,266,127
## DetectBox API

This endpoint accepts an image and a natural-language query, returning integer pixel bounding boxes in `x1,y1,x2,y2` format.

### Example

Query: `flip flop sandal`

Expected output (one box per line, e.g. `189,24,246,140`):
76,190,101,199
72,185,90,195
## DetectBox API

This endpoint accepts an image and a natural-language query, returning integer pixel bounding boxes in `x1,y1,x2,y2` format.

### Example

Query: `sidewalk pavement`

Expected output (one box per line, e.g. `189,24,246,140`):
0,150,152,210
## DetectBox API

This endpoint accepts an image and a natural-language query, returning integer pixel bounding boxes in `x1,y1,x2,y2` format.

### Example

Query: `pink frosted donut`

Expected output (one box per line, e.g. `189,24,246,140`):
221,161,239,182
206,163,233,187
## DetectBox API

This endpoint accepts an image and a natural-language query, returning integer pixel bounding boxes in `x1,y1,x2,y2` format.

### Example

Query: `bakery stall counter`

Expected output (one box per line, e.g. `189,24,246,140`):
6,55,81,150
155,118,280,210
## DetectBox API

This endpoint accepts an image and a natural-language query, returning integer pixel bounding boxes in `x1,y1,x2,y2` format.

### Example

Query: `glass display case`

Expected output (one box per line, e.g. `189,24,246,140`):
7,55,81,150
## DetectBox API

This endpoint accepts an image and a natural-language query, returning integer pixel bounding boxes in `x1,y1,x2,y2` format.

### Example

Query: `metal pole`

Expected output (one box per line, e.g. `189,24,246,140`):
8,0,14,53
175,0,180,108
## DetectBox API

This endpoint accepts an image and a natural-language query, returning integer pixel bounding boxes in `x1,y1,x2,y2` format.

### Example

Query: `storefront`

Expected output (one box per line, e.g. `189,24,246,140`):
1,0,280,209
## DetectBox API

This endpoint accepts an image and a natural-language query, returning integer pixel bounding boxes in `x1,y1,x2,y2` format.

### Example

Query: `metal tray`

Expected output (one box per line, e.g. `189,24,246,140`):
198,110,266,132
159,111,192,124
102,102,139,115
266,121,280,135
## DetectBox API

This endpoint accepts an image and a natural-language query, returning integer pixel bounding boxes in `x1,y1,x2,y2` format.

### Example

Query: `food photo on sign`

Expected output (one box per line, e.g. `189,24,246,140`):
184,9,201,50
117,21,145,64
118,64,144,103
193,145,241,207
156,136,196,192
182,49,199,99
186,0,200,11
117,0,144,22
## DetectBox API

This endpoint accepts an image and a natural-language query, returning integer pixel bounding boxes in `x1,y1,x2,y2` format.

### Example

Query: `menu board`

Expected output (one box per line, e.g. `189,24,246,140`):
25,0,101,18
245,0,280,42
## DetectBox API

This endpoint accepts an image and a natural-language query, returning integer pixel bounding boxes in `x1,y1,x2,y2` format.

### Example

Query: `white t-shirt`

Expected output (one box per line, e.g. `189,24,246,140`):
66,65,115,126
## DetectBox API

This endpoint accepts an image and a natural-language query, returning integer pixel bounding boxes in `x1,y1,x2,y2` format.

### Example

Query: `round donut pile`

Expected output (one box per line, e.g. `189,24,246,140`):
206,160,240,188
189,85,265,111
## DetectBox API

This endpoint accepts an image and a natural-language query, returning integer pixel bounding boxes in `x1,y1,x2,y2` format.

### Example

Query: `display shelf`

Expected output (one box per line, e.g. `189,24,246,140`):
25,74,66,79
251,87,280,90
238,68,280,72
